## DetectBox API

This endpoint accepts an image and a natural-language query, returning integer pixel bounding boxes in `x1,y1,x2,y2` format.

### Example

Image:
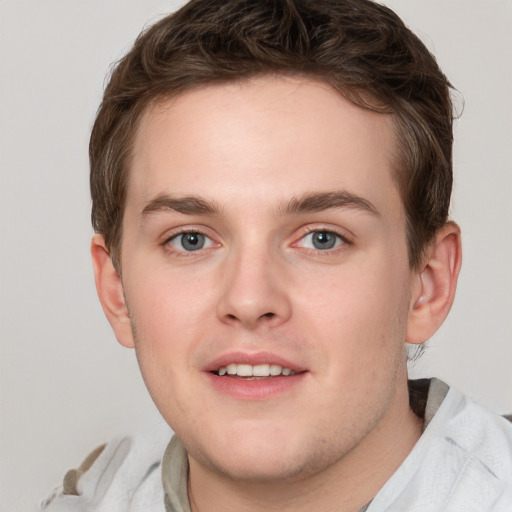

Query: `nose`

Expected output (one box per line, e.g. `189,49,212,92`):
216,245,292,330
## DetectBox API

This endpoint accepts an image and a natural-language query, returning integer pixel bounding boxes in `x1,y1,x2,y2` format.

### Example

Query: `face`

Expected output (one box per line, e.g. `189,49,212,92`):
118,76,418,481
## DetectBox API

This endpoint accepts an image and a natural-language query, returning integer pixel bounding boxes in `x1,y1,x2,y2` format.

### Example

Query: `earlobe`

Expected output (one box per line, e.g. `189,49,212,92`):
91,234,135,348
406,222,462,345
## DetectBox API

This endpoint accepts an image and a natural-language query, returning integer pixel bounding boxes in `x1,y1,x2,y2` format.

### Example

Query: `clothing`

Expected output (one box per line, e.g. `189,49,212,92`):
42,379,512,511
365,379,512,511
40,422,171,512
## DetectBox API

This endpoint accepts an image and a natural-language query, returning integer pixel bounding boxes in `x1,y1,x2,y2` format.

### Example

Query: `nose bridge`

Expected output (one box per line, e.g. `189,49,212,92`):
217,238,291,329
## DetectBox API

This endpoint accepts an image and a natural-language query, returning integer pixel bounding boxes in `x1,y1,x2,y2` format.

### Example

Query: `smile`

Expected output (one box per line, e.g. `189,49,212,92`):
215,363,297,378
205,357,307,400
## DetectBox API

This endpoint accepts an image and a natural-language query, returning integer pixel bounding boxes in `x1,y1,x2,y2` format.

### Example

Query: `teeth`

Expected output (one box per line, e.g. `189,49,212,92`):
270,364,282,376
253,364,270,377
216,363,296,377
237,364,253,377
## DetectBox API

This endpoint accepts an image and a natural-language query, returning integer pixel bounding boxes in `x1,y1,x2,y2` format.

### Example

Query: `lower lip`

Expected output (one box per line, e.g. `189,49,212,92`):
204,372,306,400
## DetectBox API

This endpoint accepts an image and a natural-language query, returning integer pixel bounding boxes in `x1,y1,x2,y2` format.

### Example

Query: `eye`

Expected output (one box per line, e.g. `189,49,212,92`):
168,232,214,252
298,230,344,250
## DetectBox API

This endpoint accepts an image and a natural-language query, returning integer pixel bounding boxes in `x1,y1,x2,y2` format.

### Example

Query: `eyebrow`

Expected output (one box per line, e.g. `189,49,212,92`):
141,190,379,218
142,194,221,216
280,191,380,217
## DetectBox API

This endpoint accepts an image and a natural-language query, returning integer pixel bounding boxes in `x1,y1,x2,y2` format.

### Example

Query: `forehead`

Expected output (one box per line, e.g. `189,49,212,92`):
128,76,400,215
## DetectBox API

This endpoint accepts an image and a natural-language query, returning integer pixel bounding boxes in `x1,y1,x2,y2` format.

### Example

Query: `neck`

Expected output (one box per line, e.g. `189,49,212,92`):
187,378,423,512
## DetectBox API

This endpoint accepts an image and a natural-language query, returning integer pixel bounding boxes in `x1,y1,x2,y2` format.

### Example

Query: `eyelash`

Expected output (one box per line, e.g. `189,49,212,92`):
163,228,217,257
292,227,351,254
162,226,352,257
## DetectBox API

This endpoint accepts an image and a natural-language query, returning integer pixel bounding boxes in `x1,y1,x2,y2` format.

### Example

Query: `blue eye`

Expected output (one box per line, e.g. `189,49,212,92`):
301,230,343,250
169,232,212,252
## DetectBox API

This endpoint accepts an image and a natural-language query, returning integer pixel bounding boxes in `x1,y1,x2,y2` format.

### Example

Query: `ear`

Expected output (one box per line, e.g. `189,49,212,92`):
406,222,462,344
91,234,135,348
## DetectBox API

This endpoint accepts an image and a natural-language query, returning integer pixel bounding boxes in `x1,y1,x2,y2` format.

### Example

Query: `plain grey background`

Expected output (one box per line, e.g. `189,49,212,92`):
1,1,511,510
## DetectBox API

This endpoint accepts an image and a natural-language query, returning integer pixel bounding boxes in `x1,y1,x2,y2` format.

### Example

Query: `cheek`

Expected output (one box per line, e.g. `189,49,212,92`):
123,269,207,391
126,275,208,426
298,255,411,362
127,265,213,339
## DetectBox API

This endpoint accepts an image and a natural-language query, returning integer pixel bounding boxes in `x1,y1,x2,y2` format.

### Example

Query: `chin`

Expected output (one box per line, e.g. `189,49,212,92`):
198,449,313,483
186,425,344,484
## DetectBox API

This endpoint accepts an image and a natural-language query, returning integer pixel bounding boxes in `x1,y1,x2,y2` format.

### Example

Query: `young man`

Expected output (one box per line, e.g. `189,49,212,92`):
42,0,512,510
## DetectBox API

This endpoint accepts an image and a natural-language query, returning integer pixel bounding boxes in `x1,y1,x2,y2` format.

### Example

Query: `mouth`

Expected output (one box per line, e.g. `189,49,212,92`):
212,363,300,379
204,355,307,399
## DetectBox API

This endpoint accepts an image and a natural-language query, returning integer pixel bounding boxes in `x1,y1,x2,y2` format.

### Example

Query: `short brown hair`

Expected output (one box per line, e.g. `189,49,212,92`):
90,0,454,270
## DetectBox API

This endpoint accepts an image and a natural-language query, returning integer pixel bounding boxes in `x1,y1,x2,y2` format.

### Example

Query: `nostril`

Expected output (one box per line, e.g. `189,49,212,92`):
261,312,276,320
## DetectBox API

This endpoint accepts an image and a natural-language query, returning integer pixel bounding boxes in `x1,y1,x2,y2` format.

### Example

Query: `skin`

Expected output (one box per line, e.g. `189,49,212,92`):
92,76,461,511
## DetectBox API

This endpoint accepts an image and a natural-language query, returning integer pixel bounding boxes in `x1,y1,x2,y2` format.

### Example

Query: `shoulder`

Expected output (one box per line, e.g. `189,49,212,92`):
439,383,512,480
41,422,172,512
423,384,512,510
370,381,512,511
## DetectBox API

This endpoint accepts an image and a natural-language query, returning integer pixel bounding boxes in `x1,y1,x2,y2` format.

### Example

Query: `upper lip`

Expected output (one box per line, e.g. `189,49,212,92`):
204,351,306,373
